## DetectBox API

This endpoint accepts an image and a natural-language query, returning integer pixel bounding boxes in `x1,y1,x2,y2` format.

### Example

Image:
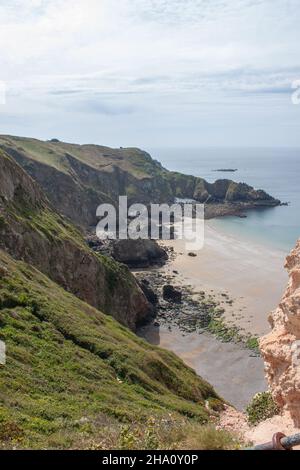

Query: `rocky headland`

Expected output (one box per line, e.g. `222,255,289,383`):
0,135,281,228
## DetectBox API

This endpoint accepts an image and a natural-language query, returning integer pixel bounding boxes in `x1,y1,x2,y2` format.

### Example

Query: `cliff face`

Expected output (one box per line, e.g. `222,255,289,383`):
0,135,280,228
260,240,300,426
0,150,151,330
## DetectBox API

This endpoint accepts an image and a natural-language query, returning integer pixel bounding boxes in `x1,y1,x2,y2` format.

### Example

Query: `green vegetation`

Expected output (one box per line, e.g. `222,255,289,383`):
166,172,196,198
96,420,240,451
125,184,139,199
246,392,280,425
0,136,71,174
206,397,226,413
0,251,223,449
0,214,6,230
0,136,164,180
4,189,86,251
207,317,259,353
100,253,135,294
207,318,242,343
245,336,259,352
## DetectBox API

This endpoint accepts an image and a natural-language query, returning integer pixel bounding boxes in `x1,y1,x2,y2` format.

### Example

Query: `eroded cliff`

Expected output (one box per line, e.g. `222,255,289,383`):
260,240,300,426
0,150,151,330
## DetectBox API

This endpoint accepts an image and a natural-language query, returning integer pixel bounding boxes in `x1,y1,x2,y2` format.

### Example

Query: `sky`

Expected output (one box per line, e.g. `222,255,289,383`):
0,0,300,148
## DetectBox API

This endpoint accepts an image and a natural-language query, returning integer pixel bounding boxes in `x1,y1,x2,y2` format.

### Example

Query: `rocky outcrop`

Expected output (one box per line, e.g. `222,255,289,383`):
84,236,168,268
139,279,158,306
112,239,168,268
163,285,182,303
0,135,281,229
260,240,300,426
0,150,151,330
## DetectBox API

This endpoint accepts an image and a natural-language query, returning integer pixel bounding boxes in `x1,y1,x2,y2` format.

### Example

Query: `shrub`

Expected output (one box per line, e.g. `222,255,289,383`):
0,215,6,230
182,425,240,450
246,392,280,425
0,411,23,443
111,419,239,450
118,425,138,450
245,336,259,352
207,397,225,413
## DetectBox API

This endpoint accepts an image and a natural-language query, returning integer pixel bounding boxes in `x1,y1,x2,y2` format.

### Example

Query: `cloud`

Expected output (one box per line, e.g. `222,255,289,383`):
0,0,300,146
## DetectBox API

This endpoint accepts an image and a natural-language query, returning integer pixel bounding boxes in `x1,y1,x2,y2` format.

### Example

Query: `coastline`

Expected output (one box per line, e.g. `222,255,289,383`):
160,220,288,337
139,323,267,410
137,219,288,409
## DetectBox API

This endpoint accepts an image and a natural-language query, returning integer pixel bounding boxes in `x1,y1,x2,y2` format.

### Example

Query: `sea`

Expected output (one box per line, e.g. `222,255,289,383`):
147,147,300,253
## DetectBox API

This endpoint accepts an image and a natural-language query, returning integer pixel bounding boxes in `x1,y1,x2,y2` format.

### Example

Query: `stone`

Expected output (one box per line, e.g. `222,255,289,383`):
163,285,182,303
138,279,158,306
112,239,168,268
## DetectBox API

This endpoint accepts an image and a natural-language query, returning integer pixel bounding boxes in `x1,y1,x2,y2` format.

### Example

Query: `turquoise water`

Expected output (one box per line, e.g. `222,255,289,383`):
148,147,300,252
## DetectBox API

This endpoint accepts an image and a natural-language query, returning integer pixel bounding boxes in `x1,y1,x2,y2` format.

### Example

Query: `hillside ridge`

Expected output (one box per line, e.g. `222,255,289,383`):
0,135,280,228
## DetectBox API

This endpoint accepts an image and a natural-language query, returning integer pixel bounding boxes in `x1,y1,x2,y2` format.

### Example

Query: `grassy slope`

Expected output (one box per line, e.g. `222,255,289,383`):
0,250,224,449
0,135,160,179
0,135,279,201
0,135,199,192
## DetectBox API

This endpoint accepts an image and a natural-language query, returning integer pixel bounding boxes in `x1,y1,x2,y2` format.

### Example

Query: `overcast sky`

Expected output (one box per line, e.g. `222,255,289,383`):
0,0,300,148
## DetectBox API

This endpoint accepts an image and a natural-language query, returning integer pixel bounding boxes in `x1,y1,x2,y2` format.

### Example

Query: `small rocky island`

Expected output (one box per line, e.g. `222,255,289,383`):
213,168,238,172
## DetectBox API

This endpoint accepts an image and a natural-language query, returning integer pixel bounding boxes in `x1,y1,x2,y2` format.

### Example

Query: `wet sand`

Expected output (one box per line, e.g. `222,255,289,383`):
161,221,288,336
139,221,289,409
140,324,267,410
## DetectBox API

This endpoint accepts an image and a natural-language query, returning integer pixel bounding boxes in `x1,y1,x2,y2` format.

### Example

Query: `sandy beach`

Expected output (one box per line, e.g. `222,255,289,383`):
160,220,288,336
138,220,289,409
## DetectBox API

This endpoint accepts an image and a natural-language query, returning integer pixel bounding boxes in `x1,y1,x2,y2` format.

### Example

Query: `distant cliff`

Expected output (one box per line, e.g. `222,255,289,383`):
260,240,300,426
0,135,280,228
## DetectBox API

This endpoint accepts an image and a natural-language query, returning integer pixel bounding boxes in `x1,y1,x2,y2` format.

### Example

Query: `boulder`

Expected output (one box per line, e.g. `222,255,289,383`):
112,239,168,268
138,279,158,307
163,285,182,303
